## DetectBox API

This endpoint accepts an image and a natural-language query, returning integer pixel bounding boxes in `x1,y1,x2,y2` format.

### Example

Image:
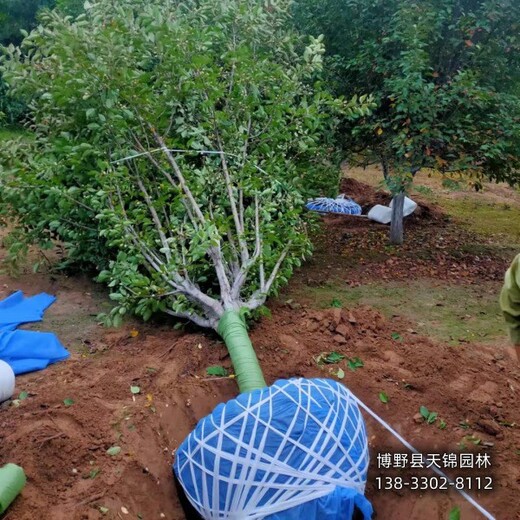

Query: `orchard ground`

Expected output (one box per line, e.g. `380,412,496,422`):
0,166,519,520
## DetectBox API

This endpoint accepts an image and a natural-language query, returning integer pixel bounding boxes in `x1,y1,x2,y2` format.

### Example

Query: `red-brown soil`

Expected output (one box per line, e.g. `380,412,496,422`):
312,177,513,285
1,180,519,520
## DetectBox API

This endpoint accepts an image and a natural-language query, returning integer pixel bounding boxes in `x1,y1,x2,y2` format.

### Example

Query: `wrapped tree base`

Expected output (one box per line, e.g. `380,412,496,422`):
174,378,373,519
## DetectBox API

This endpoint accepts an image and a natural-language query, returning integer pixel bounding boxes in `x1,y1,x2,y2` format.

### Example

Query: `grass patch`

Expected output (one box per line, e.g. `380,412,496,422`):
345,165,520,247
291,280,506,345
0,126,32,141
436,197,520,245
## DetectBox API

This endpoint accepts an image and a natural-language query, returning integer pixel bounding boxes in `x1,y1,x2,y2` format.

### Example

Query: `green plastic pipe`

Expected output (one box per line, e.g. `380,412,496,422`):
217,310,267,394
0,463,26,514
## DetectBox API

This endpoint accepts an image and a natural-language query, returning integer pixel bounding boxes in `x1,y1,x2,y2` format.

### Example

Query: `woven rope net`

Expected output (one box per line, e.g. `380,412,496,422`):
174,378,370,519
305,196,362,215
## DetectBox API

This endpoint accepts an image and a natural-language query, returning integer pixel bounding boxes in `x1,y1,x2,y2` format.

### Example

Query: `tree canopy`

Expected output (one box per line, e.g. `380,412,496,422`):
294,0,520,244
0,0,370,328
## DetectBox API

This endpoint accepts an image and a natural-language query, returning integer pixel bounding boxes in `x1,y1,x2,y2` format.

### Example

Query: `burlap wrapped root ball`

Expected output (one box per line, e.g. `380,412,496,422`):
174,378,373,519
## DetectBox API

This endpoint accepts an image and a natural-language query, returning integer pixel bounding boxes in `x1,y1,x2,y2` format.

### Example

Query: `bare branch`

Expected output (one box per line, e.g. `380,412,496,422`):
150,129,207,225
131,134,201,232
254,194,265,289
264,242,292,293
226,228,240,269
163,308,215,330
133,170,172,263
181,199,199,230
239,188,245,235
230,194,263,299
241,115,252,165
110,191,166,275
244,241,292,310
198,83,250,264
170,278,224,321
219,150,249,264
207,245,234,308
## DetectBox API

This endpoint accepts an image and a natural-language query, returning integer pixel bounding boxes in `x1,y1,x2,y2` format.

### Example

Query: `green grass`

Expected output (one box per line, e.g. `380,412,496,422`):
291,280,506,345
438,197,520,245
0,126,31,141
294,175,516,346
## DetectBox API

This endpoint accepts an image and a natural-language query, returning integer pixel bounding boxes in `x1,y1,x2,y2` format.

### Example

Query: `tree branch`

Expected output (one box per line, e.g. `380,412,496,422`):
163,308,214,329
219,147,249,264
244,241,292,310
264,241,291,294
230,194,263,299
132,167,172,263
149,129,207,225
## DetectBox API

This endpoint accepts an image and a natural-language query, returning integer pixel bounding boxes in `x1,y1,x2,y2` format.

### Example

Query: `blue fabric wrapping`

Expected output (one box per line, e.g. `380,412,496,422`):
0,291,70,375
174,378,373,519
265,486,372,520
306,197,362,216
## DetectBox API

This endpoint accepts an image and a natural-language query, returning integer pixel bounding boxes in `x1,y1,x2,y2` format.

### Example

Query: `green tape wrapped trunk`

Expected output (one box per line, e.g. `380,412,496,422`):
0,463,26,514
217,311,267,394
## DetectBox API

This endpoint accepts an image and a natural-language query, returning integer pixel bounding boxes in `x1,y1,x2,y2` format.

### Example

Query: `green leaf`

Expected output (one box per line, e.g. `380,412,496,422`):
347,357,364,371
206,366,228,377
324,351,345,364
448,506,461,520
427,411,439,424
89,468,100,479
63,398,74,407
130,386,141,394
379,392,389,403
330,298,342,308
106,446,121,456
420,406,430,420
391,332,402,341
18,391,29,401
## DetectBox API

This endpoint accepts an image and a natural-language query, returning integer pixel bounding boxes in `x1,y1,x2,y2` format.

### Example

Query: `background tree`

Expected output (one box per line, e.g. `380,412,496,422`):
54,0,83,18
0,0,55,126
0,0,85,128
0,0,54,46
294,0,520,244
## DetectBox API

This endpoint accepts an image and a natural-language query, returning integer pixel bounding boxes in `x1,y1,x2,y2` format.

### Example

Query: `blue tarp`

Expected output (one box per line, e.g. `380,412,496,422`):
175,378,373,519
0,291,70,375
306,196,362,216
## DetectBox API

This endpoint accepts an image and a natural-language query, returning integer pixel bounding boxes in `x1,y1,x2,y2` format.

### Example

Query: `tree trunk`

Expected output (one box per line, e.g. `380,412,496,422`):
217,311,267,394
381,156,389,180
390,192,405,245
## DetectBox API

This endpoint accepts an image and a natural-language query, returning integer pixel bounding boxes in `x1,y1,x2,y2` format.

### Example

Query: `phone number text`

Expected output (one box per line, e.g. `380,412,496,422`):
375,476,493,491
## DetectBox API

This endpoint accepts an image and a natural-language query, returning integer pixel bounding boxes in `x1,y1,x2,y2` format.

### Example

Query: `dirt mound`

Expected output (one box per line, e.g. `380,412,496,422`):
339,177,391,210
1,303,519,520
339,177,443,222
302,177,513,285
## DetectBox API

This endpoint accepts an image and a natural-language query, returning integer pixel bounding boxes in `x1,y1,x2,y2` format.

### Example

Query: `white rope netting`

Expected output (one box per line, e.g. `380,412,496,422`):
174,378,370,519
